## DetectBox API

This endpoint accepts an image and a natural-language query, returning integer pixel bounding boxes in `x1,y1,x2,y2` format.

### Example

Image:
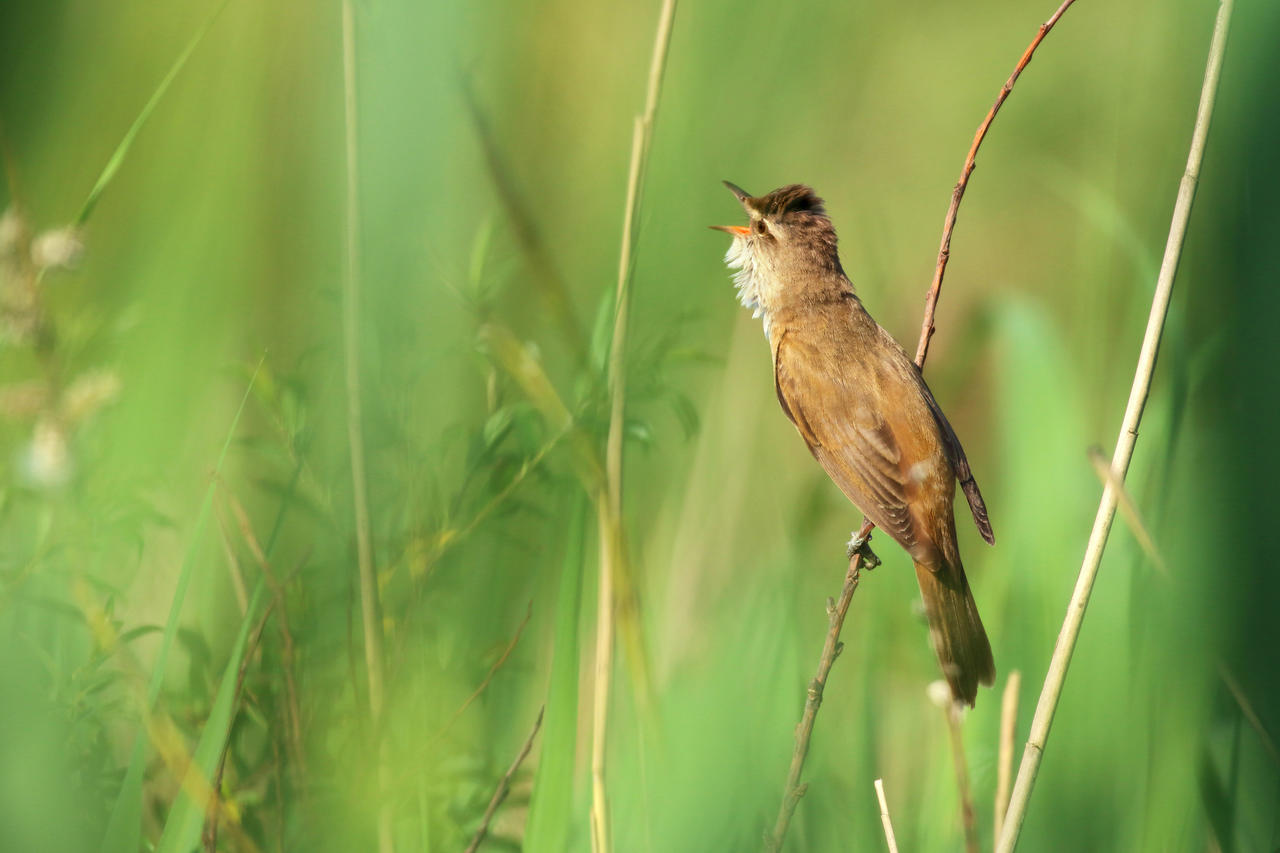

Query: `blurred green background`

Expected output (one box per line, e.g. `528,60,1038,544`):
1,0,1277,850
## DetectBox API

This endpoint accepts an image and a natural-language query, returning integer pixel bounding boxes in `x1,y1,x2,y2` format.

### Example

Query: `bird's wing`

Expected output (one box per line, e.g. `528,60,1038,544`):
773,329,933,559
918,384,995,545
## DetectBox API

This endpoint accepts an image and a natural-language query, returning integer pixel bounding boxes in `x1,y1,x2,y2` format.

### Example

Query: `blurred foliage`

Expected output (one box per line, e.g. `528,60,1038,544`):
1,0,1277,851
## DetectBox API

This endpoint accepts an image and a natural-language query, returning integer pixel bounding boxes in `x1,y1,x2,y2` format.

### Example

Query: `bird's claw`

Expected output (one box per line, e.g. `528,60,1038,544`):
845,531,865,558
846,530,878,566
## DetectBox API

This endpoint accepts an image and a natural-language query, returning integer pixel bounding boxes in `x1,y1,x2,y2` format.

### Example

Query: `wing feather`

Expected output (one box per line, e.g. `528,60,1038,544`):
774,331,921,551
919,383,995,545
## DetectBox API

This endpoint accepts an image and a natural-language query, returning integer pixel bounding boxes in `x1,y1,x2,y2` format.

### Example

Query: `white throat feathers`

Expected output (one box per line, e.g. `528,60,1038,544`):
724,235,775,340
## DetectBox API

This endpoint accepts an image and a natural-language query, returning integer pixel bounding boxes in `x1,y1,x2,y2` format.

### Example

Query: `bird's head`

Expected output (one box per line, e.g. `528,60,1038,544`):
712,182,843,325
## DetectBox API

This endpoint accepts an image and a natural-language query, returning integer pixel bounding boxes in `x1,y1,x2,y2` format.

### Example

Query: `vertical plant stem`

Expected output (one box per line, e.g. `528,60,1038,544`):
592,1,677,850
604,0,678,514
995,1,1234,849
341,3,392,851
944,706,979,853
994,670,1021,848
590,499,617,853
874,778,900,853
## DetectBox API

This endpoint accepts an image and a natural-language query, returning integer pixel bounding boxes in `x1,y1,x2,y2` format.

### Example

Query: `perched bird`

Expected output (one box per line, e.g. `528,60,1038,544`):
713,181,995,706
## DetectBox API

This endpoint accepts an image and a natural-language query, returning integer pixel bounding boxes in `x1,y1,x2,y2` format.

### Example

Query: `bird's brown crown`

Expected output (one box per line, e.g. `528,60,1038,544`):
749,184,826,219
717,181,849,336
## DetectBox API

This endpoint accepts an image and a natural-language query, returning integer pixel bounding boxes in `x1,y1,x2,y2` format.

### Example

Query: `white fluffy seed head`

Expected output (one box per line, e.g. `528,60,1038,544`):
20,417,73,489
927,680,955,710
31,226,85,271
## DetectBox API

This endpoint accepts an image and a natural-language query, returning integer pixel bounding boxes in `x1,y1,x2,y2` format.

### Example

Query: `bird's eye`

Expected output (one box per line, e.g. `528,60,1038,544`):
753,219,768,235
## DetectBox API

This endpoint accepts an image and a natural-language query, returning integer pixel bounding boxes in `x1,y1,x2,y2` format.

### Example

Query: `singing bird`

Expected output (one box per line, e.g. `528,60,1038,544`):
713,181,995,706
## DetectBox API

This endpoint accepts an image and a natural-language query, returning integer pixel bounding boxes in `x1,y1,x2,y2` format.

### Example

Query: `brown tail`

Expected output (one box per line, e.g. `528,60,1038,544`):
913,560,995,707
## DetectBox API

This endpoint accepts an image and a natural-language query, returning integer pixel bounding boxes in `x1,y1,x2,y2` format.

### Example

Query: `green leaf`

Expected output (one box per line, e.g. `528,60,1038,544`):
523,495,587,853
589,288,615,377
625,417,653,446
98,358,261,853
666,390,700,439
155,580,267,853
76,0,233,226
482,406,515,450
117,624,163,646
468,217,495,291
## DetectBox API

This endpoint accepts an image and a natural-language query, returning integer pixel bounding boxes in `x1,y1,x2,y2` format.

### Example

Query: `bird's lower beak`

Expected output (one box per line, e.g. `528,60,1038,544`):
712,181,753,235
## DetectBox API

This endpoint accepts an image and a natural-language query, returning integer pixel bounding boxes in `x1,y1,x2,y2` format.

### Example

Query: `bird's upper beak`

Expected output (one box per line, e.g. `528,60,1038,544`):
722,181,752,205
710,180,754,236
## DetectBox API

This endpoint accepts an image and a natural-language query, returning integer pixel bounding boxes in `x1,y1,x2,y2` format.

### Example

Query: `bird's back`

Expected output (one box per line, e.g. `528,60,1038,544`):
770,294,957,569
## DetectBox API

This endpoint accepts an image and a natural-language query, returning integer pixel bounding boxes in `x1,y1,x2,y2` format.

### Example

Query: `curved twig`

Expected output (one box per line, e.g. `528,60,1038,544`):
430,602,534,745
767,3,1082,849
916,0,1079,367
766,526,878,850
464,707,545,853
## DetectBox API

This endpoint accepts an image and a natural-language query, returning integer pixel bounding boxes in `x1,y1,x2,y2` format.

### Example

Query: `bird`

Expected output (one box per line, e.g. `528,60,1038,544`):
712,181,995,706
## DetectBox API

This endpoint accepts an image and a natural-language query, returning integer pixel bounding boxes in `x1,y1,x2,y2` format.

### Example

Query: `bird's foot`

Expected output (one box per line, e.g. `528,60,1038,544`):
846,530,879,568
845,531,864,559
849,527,880,568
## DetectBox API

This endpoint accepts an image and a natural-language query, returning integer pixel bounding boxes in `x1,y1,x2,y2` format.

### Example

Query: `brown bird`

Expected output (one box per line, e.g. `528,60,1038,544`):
713,181,995,706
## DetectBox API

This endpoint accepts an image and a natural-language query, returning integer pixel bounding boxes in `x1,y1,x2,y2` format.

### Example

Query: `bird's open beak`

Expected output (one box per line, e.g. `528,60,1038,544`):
711,180,754,235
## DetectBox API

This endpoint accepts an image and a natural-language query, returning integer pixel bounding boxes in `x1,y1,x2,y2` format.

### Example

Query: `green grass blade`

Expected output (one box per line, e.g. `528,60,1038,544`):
523,494,588,853
76,0,232,226
98,360,261,853
98,738,147,853
155,578,267,853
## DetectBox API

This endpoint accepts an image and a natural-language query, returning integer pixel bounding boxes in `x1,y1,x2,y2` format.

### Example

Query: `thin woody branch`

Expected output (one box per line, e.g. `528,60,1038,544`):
766,524,878,851
916,0,1080,368
766,2,1081,849
431,602,534,744
464,707,545,853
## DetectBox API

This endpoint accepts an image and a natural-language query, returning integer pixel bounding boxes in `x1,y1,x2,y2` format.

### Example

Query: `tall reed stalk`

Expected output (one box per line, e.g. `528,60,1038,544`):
995,0,1235,847
340,3,393,851
592,1,678,850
